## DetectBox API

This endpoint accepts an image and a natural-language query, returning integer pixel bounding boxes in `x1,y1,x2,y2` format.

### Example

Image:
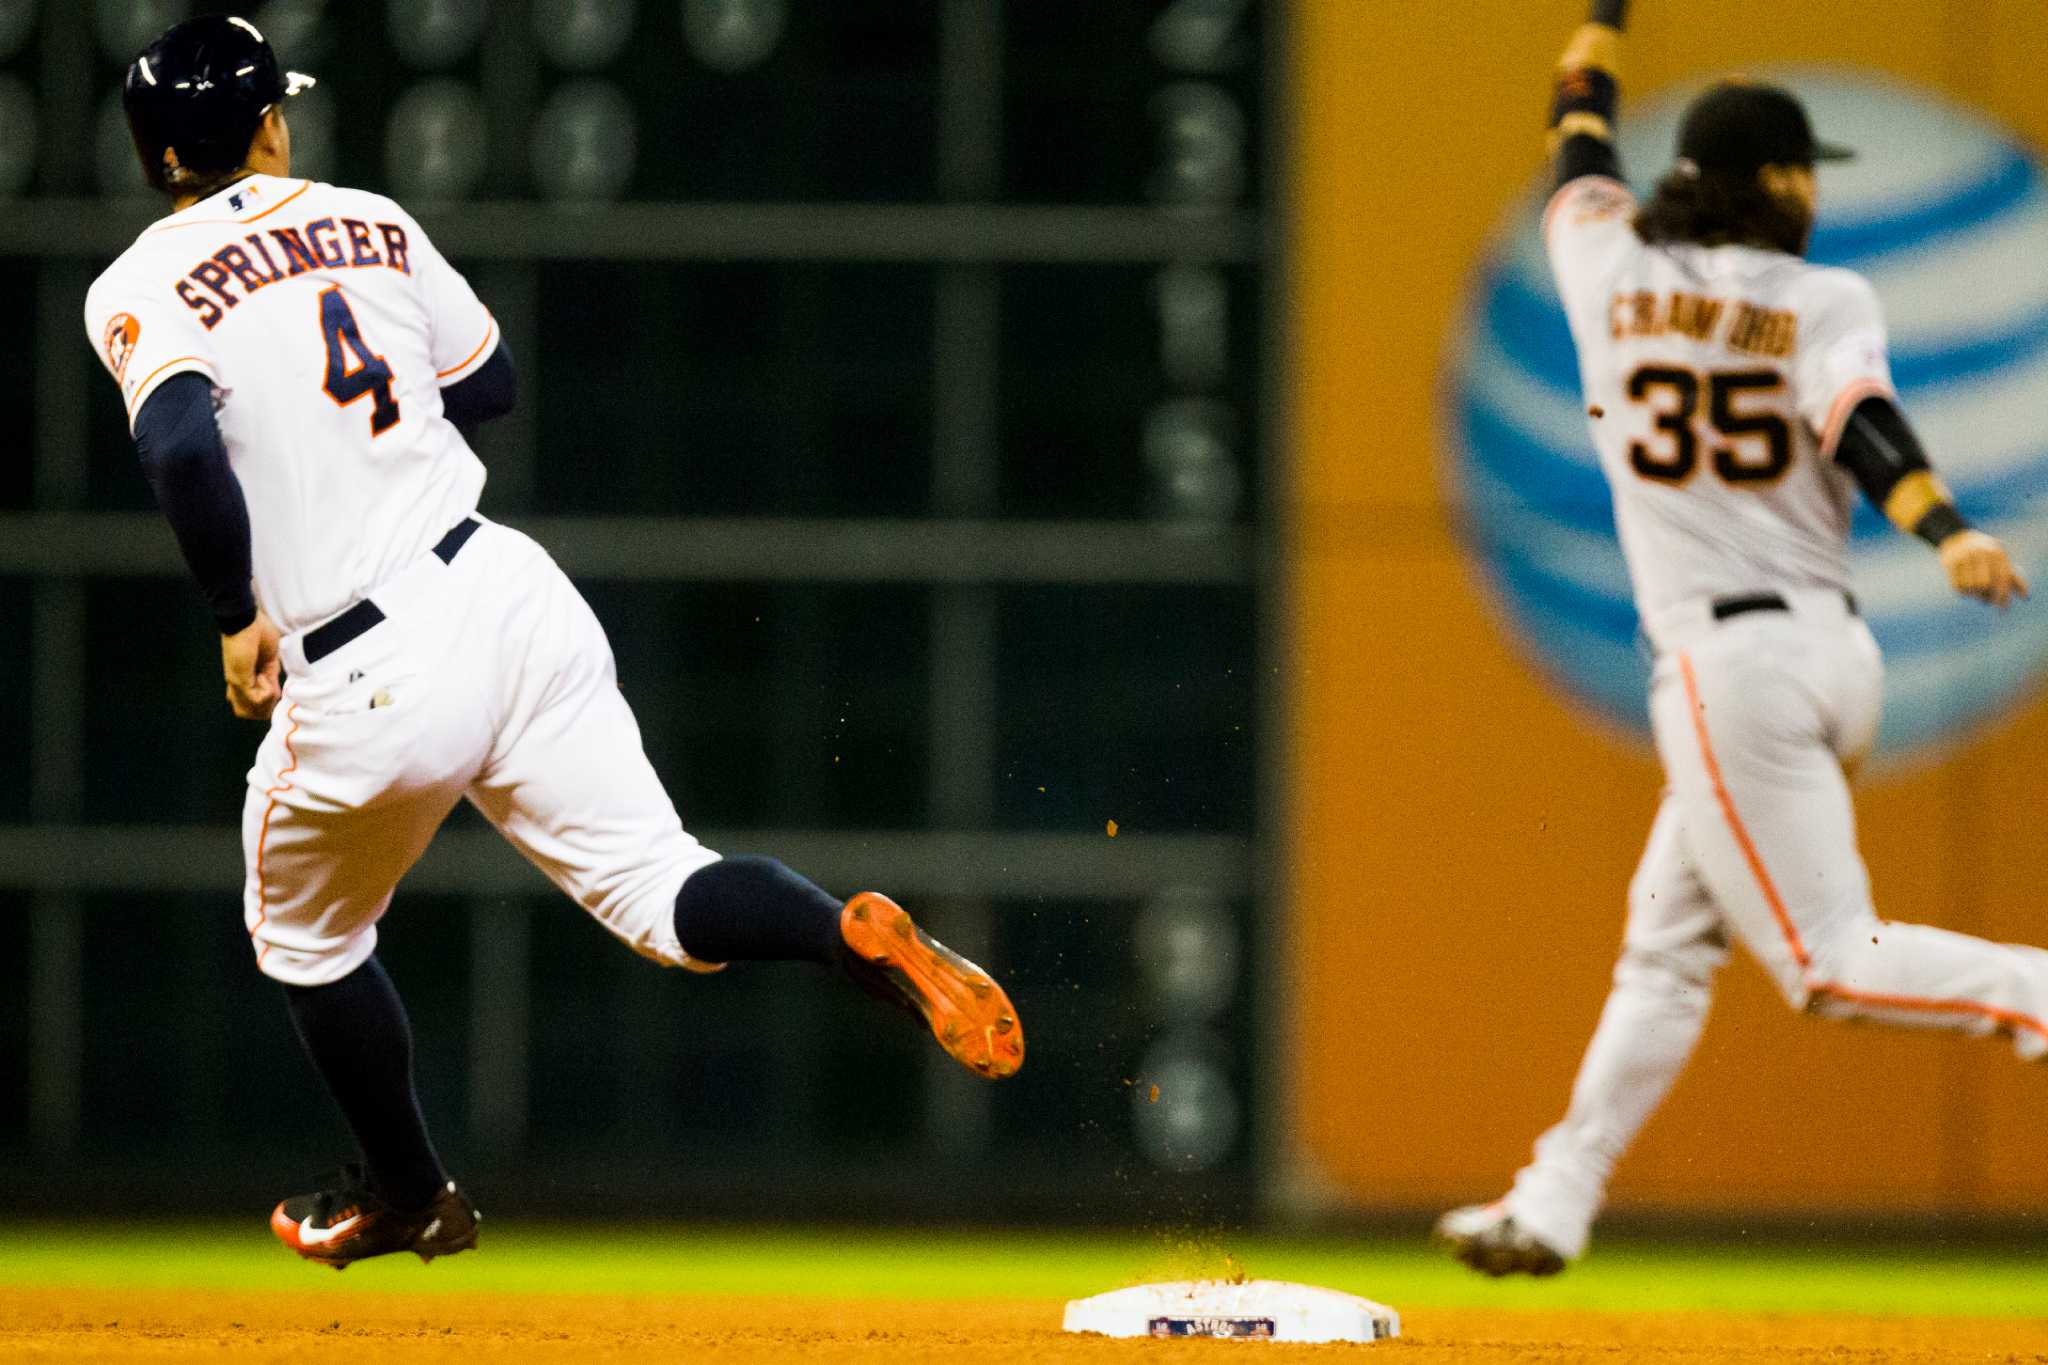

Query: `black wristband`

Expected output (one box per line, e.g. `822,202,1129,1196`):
1589,0,1628,29
1914,503,1970,549
1551,67,1618,127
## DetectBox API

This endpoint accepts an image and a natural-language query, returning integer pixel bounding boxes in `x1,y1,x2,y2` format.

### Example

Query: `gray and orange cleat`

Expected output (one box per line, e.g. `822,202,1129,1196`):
270,1165,480,1269
1433,1202,1566,1278
839,892,1025,1080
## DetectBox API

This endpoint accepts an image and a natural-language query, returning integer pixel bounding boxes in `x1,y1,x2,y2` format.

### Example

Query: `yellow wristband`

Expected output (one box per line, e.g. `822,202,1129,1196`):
1547,111,1616,155
1559,23,1622,76
1882,469,1951,534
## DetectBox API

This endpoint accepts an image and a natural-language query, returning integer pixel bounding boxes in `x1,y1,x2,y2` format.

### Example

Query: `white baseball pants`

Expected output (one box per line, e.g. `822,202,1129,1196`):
1507,590,2048,1258
241,519,722,987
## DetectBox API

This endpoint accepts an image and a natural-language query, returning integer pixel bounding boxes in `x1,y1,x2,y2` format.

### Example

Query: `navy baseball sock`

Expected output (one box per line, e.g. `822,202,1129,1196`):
282,954,449,1212
673,856,844,965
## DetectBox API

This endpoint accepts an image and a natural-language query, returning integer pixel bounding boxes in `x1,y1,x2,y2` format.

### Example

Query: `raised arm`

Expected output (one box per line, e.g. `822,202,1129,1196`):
1549,0,1629,191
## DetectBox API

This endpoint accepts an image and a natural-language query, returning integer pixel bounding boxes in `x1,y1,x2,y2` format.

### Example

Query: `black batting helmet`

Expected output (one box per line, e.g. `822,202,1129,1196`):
123,14,315,195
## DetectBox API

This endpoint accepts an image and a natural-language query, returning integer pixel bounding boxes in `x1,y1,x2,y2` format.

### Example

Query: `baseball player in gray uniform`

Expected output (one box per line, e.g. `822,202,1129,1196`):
91,15,1023,1269
1438,0,2041,1275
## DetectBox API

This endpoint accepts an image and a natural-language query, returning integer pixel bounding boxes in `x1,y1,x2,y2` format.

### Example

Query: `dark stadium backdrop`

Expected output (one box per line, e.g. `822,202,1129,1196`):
0,0,1278,1222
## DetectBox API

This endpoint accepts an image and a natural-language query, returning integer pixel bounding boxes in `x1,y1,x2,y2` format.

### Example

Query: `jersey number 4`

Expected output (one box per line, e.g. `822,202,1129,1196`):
318,287,400,435
1626,366,1790,484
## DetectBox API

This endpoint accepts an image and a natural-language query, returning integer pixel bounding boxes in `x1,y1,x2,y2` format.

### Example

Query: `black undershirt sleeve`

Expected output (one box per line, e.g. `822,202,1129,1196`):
1548,2,1628,190
1556,133,1622,189
1550,57,1622,192
132,372,258,635
1832,394,1970,547
439,340,517,444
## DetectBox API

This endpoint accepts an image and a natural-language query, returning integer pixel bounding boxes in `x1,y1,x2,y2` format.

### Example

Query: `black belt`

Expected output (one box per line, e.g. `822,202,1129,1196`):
1711,590,1859,622
303,517,481,664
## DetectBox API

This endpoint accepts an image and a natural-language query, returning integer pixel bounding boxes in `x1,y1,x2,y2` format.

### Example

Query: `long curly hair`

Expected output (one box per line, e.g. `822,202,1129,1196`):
1633,165,1812,256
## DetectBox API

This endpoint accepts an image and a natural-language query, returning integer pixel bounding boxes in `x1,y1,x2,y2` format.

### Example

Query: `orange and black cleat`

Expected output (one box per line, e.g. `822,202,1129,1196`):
270,1165,480,1269
839,892,1025,1080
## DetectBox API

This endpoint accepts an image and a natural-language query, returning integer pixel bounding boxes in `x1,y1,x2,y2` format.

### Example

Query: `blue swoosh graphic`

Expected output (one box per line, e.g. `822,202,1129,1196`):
1880,655,2048,754
1478,561,1650,729
1457,399,1612,535
1458,429,2048,667
1891,306,2048,390
1478,532,1640,645
1872,594,2047,657
1452,85,2048,760
1482,269,2048,401
1458,387,2048,540
1511,144,2035,278
1489,534,2045,667
1482,274,1580,394
1809,145,2040,264
1477,519,2048,751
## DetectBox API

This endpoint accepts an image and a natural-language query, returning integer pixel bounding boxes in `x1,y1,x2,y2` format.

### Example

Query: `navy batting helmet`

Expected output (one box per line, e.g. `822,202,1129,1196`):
123,14,315,195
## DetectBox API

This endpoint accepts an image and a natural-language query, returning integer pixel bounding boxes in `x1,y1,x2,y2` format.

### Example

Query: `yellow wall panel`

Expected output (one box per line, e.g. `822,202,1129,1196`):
1289,0,2048,1215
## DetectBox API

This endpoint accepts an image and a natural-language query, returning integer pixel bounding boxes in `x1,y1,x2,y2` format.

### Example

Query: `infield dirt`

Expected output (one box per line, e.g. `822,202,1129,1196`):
5,1287,2048,1362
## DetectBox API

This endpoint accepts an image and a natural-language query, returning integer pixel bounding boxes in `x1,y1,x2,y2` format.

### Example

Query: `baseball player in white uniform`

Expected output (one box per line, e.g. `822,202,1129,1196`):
90,16,1023,1269
1438,0,2040,1275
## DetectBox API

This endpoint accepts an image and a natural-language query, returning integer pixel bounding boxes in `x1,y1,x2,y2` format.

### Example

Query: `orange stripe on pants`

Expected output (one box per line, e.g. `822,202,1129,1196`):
1677,651,1811,972
1679,650,2048,1044
249,702,304,965
1809,980,2048,1047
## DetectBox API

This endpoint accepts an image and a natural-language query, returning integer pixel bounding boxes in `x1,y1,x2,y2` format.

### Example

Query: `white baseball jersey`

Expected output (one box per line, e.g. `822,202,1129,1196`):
84,173,499,635
83,172,722,989
1544,175,1896,631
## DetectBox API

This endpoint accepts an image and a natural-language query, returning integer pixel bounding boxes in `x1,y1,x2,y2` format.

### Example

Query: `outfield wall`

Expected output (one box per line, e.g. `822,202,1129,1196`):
1288,0,2048,1217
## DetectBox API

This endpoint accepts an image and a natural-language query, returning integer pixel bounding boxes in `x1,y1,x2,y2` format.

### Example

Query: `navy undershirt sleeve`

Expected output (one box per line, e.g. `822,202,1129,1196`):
132,372,257,635
439,340,517,443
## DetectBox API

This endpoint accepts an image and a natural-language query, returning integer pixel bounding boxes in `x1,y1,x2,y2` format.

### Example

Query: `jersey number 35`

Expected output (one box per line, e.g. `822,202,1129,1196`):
1626,366,1790,485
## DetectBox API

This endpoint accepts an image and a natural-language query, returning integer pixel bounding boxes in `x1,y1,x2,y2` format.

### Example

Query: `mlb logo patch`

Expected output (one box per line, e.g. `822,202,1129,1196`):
103,313,141,383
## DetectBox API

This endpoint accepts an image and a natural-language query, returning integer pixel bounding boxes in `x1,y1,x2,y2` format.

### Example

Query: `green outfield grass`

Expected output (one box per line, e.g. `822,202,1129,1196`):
4,1225,2048,1318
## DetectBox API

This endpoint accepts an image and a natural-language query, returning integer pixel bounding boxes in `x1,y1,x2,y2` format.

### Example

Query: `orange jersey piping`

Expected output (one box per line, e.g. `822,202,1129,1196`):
1816,377,1895,462
124,355,217,420
248,701,304,966
147,180,314,232
435,316,498,380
